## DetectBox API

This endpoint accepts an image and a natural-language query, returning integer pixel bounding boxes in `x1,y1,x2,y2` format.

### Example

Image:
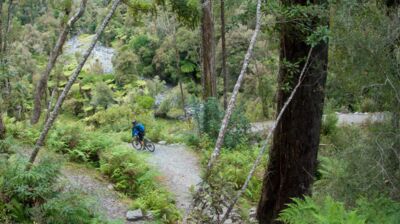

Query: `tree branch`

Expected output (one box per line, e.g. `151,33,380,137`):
26,0,121,169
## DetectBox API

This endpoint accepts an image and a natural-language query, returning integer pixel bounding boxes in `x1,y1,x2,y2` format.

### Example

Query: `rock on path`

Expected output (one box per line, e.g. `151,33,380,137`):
145,144,202,214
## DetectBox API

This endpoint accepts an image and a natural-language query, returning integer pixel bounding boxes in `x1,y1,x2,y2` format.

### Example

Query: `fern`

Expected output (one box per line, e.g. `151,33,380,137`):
278,196,366,224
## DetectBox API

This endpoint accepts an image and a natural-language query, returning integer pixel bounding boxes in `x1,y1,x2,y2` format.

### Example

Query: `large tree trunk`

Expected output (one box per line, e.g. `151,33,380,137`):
31,0,88,124
201,0,216,99
256,0,329,223
27,0,120,169
220,0,228,109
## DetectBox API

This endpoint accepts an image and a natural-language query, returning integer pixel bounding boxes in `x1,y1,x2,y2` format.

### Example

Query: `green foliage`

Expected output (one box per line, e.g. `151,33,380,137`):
33,192,101,224
85,105,132,132
278,196,365,224
47,121,112,164
317,123,400,205
0,156,103,223
91,82,115,109
321,112,339,136
99,146,180,222
146,76,166,97
156,85,189,119
193,98,250,149
215,146,265,201
278,196,400,224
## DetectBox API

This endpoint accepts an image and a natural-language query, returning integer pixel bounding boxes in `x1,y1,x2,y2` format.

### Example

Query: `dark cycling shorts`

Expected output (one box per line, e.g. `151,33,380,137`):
138,131,145,142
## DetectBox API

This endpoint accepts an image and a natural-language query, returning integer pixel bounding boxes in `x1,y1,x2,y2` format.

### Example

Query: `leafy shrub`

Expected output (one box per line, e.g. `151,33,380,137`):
146,75,166,97
317,123,399,205
32,192,102,224
99,146,180,222
214,146,265,201
193,98,250,149
91,82,115,109
3,117,39,145
85,105,132,132
278,196,365,224
155,85,188,119
0,156,103,223
100,146,153,195
321,112,339,136
279,196,400,224
135,95,155,110
47,121,112,165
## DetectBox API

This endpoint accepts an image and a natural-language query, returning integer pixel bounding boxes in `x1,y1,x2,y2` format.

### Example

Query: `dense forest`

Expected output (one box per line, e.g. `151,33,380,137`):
0,0,399,223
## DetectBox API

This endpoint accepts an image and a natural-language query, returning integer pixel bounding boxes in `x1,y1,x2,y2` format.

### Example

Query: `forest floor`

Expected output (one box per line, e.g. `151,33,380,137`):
17,143,202,223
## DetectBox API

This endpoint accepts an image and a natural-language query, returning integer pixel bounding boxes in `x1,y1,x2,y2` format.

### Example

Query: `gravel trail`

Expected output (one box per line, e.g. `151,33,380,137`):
143,143,202,213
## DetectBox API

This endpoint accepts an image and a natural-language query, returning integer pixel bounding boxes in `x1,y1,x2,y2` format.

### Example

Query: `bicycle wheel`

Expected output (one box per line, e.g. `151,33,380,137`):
145,141,155,152
131,138,142,150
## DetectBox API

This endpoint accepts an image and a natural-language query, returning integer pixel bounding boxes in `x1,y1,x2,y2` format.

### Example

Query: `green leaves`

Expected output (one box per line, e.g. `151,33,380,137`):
278,196,366,224
307,26,330,47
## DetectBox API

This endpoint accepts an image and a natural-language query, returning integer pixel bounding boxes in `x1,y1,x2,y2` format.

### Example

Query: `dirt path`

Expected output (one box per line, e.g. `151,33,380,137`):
16,149,142,224
143,143,202,214
60,164,141,223
251,112,386,133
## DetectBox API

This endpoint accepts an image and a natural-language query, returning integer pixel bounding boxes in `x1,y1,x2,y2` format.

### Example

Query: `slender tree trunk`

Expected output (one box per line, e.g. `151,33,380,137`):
172,20,187,118
256,0,329,222
31,0,88,124
1,0,14,100
45,87,57,123
220,0,228,109
201,0,216,99
27,0,120,169
0,112,5,139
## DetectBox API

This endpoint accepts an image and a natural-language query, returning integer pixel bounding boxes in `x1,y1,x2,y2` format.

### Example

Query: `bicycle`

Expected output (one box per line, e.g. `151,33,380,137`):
131,136,155,152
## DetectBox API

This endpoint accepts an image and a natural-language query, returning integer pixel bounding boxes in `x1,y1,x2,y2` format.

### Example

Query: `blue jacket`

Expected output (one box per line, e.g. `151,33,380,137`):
132,123,145,136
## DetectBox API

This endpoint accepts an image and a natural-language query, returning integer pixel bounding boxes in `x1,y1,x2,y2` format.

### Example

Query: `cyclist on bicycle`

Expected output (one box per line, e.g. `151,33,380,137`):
132,120,145,146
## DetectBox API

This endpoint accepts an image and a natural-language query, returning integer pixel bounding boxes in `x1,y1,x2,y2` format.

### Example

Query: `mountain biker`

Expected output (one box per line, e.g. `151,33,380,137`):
132,120,145,146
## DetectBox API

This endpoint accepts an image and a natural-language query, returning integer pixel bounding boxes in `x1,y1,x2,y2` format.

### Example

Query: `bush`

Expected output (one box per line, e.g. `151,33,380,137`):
317,123,400,205
0,156,103,223
85,105,132,132
91,82,115,109
321,112,339,136
99,146,180,222
278,196,400,224
193,98,250,149
32,192,102,224
278,196,365,224
47,121,112,165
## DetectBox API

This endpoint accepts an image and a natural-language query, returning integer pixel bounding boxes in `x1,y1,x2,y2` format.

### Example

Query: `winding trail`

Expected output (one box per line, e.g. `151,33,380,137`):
144,143,202,213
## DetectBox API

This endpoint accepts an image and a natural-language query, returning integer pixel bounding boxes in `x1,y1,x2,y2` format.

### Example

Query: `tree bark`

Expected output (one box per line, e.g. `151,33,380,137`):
256,0,329,222
201,0,216,99
220,0,228,109
31,0,88,125
0,112,5,139
221,49,314,224
173,22,187,119
27,0,120,169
